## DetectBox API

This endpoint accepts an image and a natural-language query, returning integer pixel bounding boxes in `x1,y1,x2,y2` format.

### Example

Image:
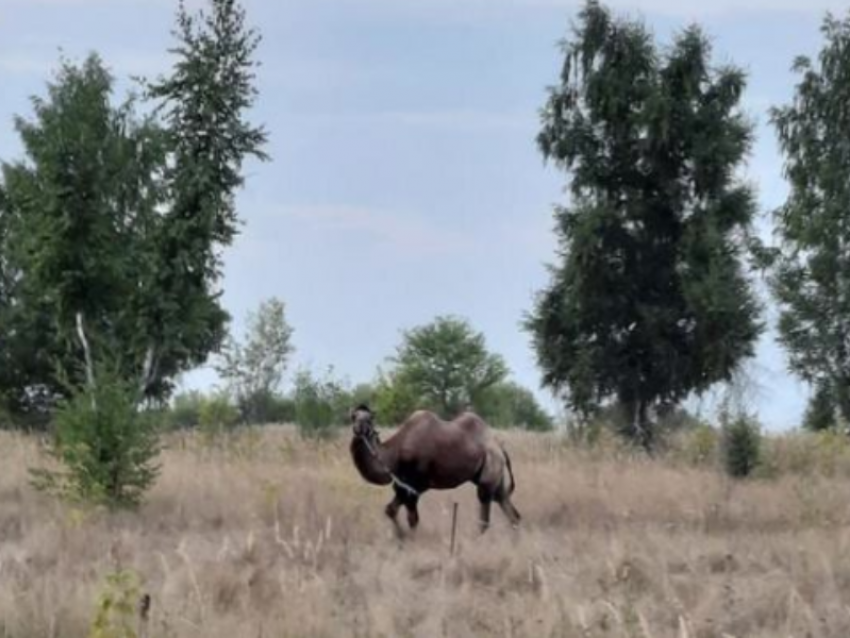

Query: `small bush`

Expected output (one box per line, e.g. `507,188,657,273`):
293,369,348,439
721,413,761,478
803,383,837,432
350,383,376,410
32,367,160,509
265,394,297,424
477,381,553,431
88,568,142,638
167,390,204,429
198,392,240,437
671,423,719,467
372,372,419,426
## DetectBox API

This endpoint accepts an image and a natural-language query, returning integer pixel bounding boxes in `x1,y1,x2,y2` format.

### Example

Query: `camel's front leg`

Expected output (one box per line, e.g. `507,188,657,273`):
384,493,404,539
405,497,420,531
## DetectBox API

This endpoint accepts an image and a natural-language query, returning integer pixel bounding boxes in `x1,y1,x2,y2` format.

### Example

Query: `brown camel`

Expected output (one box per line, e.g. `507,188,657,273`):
349,404,521,536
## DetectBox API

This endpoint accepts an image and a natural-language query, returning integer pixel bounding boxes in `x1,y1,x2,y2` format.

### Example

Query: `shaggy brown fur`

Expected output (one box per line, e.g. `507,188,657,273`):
349,405,520,536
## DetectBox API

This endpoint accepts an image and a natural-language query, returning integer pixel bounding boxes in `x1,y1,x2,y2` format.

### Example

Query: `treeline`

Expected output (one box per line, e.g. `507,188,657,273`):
169,301,553,437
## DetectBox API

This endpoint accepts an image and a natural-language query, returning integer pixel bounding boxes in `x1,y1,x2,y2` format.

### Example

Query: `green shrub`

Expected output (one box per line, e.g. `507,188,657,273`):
721,413,761,478
372,372,419,426
293,369,348,438
265,393,297,424
198,392,239,437
235,389,297,425
168,390,204,429
803,383,837,432
32,367,160,509
88,568,142,638
477,381,553,431
666,423,719,467
350,383,376,410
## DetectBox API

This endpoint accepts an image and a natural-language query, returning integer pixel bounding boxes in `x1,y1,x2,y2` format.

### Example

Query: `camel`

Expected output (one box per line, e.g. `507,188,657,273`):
349,404,521,537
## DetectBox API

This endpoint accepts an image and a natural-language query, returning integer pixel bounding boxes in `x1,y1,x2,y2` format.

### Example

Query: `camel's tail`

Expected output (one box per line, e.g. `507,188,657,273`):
501,444,516,495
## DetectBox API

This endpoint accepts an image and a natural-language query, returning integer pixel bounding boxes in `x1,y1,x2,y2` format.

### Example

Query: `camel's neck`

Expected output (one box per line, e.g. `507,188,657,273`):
350,435,393,486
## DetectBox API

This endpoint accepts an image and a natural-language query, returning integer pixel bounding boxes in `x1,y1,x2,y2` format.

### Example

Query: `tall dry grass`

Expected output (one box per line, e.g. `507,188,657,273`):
2,426,850,637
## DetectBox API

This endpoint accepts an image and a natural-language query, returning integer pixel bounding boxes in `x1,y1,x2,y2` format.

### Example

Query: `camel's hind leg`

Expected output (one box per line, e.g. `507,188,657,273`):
495,466,521,528
496,494,521,528
476,442,521,531
477,485,493,534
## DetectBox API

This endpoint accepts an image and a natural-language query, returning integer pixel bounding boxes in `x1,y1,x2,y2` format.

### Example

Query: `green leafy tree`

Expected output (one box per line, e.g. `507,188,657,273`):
0,0,267,418
393,316,508,419
372,370,419,426
216,297,294,423
770,13,850,427
0,55,168,418
477,381,554,431
526,1,761,448
141,0,269,398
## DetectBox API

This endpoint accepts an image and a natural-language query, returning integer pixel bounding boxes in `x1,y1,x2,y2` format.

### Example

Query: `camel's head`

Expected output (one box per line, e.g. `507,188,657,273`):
350,404,376,438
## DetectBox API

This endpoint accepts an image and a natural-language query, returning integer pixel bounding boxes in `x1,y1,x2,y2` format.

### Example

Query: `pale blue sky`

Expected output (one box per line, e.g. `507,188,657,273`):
0,0,842,428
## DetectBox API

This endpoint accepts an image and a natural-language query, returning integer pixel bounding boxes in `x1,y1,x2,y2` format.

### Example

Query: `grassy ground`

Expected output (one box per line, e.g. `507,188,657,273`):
1,426,850,637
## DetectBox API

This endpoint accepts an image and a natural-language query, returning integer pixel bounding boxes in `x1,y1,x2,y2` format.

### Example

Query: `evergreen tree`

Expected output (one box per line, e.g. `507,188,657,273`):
770,12,850,427
526,1,761,447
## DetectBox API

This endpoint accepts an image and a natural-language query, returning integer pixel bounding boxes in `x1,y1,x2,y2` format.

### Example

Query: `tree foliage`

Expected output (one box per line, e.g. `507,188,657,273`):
139,0,269,398
31,362,161,509
477,381,554,431
526,1,761,447
216,297,294,423
0,55,168,419
393,316,508,419
769,12,850,427
292,368,350,439
720,411,761,479
0,0,267,420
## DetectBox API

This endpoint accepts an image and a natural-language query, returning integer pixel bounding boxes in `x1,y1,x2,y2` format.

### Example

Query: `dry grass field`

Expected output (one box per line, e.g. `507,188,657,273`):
2,426,850,638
